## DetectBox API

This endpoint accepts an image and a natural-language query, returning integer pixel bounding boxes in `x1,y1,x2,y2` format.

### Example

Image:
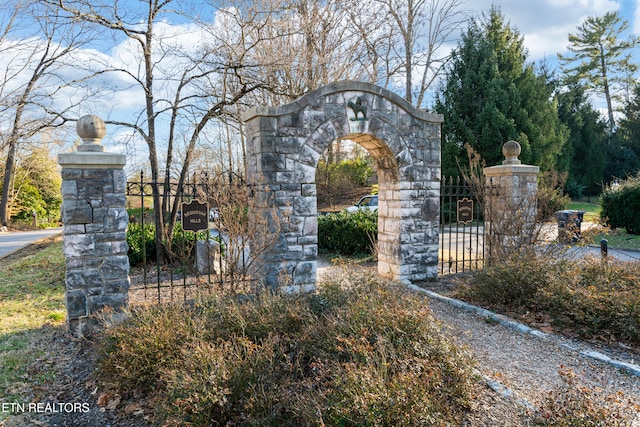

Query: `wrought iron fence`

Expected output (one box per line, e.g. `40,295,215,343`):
439,176,492,274
126,172,251,305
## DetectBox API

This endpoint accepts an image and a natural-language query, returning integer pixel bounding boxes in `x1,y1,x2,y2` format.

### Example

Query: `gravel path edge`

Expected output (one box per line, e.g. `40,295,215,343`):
405,283,640,378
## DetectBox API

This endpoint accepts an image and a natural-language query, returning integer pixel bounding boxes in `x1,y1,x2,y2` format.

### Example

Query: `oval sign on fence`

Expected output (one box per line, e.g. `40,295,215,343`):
457,198,474,224
182,200,209,232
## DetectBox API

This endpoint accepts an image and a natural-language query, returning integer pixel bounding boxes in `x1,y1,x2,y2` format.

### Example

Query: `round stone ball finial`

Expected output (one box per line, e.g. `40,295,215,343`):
502,140,521,165
76,115,106,152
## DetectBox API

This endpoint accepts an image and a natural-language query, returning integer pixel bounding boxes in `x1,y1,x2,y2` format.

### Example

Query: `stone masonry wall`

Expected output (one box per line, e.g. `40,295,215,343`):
60,166,129,336
59,115,129,337
243,81,442,290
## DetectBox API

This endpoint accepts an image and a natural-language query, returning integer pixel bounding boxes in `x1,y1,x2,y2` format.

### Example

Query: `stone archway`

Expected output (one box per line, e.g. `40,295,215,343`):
243,81,442,291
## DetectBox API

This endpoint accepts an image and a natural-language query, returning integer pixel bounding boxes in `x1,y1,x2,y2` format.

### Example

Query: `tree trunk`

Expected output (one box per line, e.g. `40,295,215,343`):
0,141,16,226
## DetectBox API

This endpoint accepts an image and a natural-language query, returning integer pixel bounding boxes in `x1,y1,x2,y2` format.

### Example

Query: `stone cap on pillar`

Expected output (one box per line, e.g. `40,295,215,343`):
502,140,521,165
76,115,106,152
58,114,126,169
484,140,539,177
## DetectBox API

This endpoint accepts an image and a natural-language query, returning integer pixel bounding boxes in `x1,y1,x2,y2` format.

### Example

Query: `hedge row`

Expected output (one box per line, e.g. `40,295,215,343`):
318,210,377,256
600,175,640,234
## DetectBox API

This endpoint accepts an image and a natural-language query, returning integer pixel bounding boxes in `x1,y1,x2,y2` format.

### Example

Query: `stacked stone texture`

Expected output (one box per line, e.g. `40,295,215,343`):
243,81,443,290
59,115,129,337
484,141,540,258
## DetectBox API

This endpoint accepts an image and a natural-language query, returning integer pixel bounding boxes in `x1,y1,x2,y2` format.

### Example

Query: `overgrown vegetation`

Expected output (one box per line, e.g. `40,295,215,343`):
457,248,640,347
600,174,640,234
318,210,377,256
98,272,477,426
316,158,375,210
536,367,640,426
537,169,571,221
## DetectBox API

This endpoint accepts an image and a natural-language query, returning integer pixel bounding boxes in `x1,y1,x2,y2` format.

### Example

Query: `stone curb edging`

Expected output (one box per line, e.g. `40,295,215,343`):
478,370,535,412
405,284,640,378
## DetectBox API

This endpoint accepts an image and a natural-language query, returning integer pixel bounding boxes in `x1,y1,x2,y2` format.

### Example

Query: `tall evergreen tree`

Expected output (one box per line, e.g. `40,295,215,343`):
558,11,638,132
435,7,567,176
556,85,608,196
617,83,640,160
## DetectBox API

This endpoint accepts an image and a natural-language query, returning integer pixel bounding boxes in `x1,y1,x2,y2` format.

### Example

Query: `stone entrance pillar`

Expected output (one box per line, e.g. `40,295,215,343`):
58,115,129,337
243,81,442,290
484,141,540,260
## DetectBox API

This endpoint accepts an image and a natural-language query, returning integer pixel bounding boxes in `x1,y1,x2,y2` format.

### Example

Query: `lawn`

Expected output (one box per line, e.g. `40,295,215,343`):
0,237,65,418
567,200,640,250
567,200,601,222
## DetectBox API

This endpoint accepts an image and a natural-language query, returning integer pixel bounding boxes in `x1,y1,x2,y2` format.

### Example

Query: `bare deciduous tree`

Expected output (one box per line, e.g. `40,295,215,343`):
44,0,291,262
0,1,97,226
367,0,466,109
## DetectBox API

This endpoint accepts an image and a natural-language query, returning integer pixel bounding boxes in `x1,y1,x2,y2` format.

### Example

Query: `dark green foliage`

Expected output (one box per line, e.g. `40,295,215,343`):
98,274,476,426
556,85,608,196
126,216,210,265
436,6,567,176
618,84,640,161
600,175,640,234
126,207,154,224
604,140,640,182
126,223,156,266
318,210,377,256
606,84,640,180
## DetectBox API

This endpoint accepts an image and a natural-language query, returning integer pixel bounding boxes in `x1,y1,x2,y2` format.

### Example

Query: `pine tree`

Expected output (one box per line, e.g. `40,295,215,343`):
618,84,640,160
556,85,608,196
435,6,567,176
558,11,638,132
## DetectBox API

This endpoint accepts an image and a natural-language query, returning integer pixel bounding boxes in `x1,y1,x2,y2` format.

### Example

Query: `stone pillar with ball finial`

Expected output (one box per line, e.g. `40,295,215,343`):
483,141,540,261
58,115,129,337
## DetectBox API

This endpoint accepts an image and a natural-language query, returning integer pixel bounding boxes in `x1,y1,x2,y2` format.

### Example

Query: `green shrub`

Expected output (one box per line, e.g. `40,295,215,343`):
126,223,156,266
126,207,154,223
318,210,377,256
600,175,640,234
126,221,210,266
98,273,476,426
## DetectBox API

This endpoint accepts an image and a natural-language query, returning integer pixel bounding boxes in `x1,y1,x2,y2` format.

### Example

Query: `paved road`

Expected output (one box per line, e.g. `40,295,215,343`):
0,228,63,259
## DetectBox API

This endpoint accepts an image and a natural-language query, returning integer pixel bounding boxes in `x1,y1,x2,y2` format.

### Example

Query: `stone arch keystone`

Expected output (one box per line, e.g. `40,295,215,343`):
242,81,442,291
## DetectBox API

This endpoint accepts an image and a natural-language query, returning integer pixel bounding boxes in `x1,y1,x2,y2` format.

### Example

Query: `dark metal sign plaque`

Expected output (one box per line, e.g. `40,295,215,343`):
182,200,208,232
457,198,474,224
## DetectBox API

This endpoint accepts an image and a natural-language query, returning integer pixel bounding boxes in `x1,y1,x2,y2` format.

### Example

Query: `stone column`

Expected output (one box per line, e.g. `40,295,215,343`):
58,115,129,337
483,141,539,260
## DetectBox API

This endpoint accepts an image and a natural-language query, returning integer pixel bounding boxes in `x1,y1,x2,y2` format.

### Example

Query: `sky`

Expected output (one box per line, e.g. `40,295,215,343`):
468,0,638,62
3,0,639,170
461,0,639,118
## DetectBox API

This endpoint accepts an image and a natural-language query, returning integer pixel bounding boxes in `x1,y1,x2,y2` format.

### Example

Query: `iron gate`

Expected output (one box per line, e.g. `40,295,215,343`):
439,176,491,274
125,172,251,304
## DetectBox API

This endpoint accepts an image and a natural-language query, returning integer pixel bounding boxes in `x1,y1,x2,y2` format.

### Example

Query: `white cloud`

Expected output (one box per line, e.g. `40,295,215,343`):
465,0,622,59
